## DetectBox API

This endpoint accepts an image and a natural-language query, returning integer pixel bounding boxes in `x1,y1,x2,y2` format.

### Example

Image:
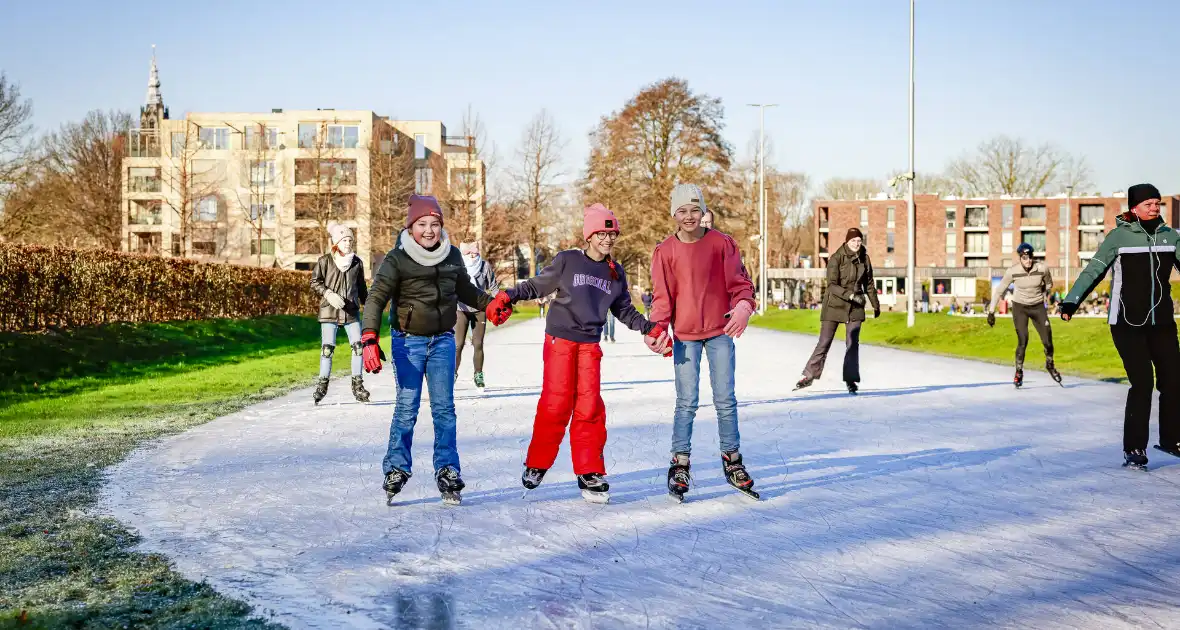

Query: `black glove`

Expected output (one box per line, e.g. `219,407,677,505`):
987,312,996,327
873,307,881,318
1058,301,1078,321
850,293,866,307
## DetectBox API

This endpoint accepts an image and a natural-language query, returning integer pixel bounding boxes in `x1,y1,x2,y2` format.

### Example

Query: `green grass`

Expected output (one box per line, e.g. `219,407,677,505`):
752,310,1126,382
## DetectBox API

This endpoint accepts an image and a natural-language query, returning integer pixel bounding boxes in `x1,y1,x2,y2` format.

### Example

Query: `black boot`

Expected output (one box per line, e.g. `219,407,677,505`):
351,376,370,403
722,451,759,499
667,453,691,502
577,473,610,503
436,466,465,505
1046,360,1062,386
1124,449,1148,470
846,381,859,395
383,469,411,504
521,466,547,490
313,377,330,404
1013,368,1024,388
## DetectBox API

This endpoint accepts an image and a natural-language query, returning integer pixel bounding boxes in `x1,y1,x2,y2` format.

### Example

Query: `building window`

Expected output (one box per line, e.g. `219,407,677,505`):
249,202,276,221
194,196,218,222
965,257,989,268
932,278,952,296
246,126,279,150
945,207,956,228
886,231,895,253
451,168,478,192
249,160,275,186
945,232,956,253
1079,204,1104,226
327,125,359,149
1002,204,1014,228
1020,205,1046,227
198,127,230,150
1002,231,1013,253
965,232,988,254
1080,230,1104,252
127,167,161,192
415,167,433,194
414,134,427,160
129,199,162,225
1021,231,1047,253
886,206,895,228
294,261,314,271
171,132,187,155
192,241,216,255
250,238,276,256
298,123,318,148
295,227,322,254
1058,229,1066,251
965,206,987,228
296,159,357,186
858,207,869,227
129,232,162,255
1059,204,1069,226
294,193,357,220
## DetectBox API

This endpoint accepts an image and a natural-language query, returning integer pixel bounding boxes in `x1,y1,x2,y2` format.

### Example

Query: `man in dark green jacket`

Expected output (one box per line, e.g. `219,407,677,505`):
796,228,880,394
1059,183,1180,469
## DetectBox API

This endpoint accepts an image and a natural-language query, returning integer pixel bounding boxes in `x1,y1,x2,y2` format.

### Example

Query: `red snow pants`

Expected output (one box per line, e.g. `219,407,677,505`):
525,335,607,475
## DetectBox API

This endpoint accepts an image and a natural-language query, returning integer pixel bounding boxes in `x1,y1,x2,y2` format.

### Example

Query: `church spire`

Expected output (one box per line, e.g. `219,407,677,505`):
145,45,163,107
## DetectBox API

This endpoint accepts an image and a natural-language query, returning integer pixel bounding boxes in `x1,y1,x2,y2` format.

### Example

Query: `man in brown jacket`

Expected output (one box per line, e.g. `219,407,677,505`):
986,241,1062,387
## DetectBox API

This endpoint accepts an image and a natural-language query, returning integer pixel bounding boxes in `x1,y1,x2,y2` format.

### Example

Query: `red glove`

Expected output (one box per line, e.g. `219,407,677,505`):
645,323,673,357
361,331,385,373
486,291,513,326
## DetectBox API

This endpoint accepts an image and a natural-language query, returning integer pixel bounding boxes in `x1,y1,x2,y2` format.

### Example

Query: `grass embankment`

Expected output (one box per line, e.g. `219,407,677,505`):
753,310,1125,382
0,305,541,628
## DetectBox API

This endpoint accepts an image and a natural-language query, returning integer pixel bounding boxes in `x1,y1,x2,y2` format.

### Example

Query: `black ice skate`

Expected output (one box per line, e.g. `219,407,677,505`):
1046,360,1063,387
313,377,330,404
794,376,815,391
1013,368,1024,389
351,376,370,403
1123,449,1149,471
846,381,859,395
436,466,465,506
1153,443,1180,458
722,451,760,500
521,466,547,490
474,372,486,390
383,469,411,505
577,473,610,504
667,453,691,503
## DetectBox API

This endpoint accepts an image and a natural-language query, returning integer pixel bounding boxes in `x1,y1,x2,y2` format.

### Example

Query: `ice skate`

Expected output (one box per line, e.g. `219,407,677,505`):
667,453,691,503
846,381,859,395
312,377,330,405
474,372,486,390
383,469,411,505
1013,368,1024,389
351,376,370,403
1123,449,1149,471
1046,360,1063,386
794,376,814,391
521,466,547,494
722,451,760,500
577,473,610,504
436,466,465,506
1153,443,1180,458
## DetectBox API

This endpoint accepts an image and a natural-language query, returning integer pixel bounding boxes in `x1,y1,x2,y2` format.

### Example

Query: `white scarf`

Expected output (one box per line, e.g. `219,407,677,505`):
399,229,451,266
331,252,356,272
464,254,484,279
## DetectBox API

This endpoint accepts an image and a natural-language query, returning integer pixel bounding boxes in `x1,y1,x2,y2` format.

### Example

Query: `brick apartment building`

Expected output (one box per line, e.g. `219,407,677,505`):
121,52,485,276
806,191,1179,308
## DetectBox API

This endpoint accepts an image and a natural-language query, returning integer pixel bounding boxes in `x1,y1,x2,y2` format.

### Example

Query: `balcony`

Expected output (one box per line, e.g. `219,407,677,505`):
126,129,161,158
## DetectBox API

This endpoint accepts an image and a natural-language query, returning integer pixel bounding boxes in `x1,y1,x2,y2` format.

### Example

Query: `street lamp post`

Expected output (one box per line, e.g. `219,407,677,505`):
1065,184,1073,289
748,103,778,315
905,0,916,328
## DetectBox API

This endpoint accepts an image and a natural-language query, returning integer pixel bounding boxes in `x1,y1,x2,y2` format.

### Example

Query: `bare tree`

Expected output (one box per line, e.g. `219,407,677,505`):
820,177,881,201
946,135,1093,197
511,109,565,277
0,73,33,188
233,122,282,265
367,120,417,256
444,105,492,246
294,121,355,254
163,119,224,257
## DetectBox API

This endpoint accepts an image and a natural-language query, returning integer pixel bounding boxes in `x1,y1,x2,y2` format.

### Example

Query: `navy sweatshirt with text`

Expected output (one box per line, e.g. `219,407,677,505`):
508,250,655,343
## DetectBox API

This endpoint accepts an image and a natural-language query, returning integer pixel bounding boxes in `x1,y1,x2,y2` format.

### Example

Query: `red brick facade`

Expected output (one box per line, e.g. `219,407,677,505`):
814,193,1180,270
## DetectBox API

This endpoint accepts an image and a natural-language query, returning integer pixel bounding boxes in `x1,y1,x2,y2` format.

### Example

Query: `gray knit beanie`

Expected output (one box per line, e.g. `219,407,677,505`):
670,183,707,216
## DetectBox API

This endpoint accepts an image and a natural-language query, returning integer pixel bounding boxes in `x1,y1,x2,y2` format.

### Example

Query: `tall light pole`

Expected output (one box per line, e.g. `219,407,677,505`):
1064,184,1074,289
748,103,777,315
905,0,916,328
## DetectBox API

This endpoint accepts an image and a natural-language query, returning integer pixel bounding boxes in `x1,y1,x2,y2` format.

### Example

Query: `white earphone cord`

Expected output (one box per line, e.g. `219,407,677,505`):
1119,218,1166,327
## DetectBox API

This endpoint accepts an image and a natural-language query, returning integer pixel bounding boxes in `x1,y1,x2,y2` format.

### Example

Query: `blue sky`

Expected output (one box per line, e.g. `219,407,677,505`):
2,0,1176,196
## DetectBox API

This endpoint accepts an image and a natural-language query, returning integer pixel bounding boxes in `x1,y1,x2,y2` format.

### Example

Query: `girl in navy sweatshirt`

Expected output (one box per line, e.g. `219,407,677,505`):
485,204,670,502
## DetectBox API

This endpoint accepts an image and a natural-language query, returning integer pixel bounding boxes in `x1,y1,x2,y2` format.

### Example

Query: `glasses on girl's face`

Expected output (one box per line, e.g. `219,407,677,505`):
593,232,620,241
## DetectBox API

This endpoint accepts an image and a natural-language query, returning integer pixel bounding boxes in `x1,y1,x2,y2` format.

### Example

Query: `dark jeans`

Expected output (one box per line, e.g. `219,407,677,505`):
803,319,862,383
1110,320,1180,452
454,310,487,374
1011,303,1053,369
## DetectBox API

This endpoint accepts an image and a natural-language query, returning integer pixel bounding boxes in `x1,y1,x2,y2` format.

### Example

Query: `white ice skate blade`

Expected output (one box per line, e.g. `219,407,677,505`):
441,493,462,506
581,490,609,504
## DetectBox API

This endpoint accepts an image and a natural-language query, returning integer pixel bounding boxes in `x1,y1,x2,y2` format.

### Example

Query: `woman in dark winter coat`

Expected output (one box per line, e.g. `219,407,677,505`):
360,195,504,505
795,227,880,394
310,222,369,404
454,241,497,389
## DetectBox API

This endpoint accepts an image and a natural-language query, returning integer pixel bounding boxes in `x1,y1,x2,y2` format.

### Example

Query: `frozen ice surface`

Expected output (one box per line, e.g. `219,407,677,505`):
101,318,1180,629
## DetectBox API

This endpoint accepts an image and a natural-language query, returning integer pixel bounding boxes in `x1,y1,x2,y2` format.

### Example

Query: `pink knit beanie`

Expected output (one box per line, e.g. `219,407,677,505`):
583,203,620,241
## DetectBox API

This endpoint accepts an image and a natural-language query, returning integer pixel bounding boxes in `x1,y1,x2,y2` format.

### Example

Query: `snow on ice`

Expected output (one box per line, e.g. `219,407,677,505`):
100,318,1180,629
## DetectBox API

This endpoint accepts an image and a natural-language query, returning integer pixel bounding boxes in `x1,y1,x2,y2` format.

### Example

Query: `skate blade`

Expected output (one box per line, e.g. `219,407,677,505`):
385,492,399,506
1153,445,1180,458
668,491,685,504
729,483,761,500
581,490,610,504
441,492,462,506
1122,461,1149,471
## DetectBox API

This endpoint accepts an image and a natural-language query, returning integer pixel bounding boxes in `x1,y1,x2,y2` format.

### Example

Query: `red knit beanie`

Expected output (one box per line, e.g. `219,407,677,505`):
406,195,444,228
583,203,620,241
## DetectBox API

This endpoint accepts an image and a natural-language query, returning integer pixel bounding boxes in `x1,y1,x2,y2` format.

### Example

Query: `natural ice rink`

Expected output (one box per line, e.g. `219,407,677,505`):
101,318,1180,629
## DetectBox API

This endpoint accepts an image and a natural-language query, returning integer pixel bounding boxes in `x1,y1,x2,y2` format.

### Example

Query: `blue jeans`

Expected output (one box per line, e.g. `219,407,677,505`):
319,322,362,378
382,331,459,476
671,334,739,455
602,316,616,341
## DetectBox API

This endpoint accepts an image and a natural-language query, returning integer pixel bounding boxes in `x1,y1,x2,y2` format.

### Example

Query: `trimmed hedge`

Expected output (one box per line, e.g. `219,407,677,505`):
2,244,317,332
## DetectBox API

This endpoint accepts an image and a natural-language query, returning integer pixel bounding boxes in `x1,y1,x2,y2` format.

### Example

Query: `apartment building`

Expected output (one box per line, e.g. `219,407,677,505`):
121,53,486,276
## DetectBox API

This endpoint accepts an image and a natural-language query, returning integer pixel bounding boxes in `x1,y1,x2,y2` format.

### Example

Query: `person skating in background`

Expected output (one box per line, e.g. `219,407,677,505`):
649,184,759,502
602,305,616,343
1059,184,1180,470
309,222,369,405
641,288,654,314
488,203,670,503
455,241,497,390
360,195,505,505
987,242,1061,388
795,227,880,395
